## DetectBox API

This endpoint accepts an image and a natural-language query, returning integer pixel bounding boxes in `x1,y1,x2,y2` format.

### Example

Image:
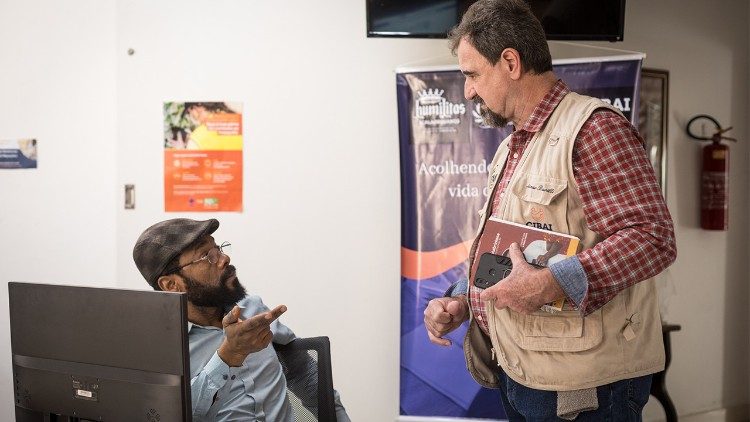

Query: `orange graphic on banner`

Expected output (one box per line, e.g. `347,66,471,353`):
164,150,243,212
401,240,473,280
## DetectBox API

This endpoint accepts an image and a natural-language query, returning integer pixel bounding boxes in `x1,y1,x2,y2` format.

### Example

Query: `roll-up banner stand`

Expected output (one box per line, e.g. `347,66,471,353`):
398,54,644,420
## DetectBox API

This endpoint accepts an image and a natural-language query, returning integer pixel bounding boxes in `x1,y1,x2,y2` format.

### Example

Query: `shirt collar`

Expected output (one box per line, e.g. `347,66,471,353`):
187,320,223,333
186,303,242,333
518,79,569,133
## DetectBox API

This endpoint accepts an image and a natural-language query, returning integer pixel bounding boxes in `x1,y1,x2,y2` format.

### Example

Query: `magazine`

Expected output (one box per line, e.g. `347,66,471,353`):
471,216,581,312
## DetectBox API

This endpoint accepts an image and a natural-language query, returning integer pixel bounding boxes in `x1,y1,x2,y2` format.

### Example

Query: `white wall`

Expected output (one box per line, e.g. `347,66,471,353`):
0,0,117,420
113,1,450,421
0,0,748,421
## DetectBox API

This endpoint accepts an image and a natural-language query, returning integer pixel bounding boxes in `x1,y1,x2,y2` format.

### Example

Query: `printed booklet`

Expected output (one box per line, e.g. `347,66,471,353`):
471,216,581,312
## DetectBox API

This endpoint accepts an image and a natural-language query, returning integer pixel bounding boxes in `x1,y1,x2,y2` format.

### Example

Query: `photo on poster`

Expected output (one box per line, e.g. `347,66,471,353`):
0,139,38,169
163,102,243,212
164,102,243,150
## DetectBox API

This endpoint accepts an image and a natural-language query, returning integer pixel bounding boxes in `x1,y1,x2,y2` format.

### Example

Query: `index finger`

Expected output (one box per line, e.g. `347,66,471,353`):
425,308,453,325
239,312,273,330
264,305,287,322
238,305,287,330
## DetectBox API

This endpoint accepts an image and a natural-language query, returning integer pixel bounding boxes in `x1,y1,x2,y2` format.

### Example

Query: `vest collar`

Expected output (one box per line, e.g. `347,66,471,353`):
516,79,570,134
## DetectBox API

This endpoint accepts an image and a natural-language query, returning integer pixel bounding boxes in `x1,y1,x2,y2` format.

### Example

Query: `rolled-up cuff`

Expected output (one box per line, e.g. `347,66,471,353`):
444,277,468,297
548,256,588,307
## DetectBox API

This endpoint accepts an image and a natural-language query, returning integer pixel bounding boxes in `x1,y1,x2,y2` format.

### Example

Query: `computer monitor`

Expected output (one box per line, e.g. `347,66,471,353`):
8,282,192,422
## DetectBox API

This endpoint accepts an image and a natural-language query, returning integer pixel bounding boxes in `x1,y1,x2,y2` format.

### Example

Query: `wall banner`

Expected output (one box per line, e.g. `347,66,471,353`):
163,101,243,212
398,57,642,419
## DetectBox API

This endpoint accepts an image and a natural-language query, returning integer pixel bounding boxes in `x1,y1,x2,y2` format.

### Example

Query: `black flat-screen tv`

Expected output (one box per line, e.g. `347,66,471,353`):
367,0,626,41
8,282,192,422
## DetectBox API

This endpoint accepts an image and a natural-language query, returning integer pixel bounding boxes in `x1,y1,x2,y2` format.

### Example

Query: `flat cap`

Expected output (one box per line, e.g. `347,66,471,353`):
133,218,219,287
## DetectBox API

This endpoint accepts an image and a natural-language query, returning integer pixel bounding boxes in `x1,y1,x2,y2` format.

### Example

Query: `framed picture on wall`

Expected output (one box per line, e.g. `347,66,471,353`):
638,68,669,197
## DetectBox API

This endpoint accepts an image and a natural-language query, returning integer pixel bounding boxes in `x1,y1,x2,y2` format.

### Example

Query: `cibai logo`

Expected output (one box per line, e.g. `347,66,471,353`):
530,206,545,222
600,96,632,112
414,88,466,126
527,206,553,230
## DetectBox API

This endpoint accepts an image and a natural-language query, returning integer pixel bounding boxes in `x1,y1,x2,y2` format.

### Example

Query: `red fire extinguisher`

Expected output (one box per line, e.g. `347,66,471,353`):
687,114,736,230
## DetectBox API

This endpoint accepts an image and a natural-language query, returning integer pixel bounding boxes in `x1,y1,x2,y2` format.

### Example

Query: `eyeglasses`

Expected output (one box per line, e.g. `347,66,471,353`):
168,241,231,274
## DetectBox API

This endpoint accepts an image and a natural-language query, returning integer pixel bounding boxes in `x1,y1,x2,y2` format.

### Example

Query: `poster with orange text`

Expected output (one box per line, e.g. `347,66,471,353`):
163,101,243,212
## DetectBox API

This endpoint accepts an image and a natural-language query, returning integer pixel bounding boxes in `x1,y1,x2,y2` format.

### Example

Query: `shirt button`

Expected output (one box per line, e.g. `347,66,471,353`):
223,375,228,380
513,153,519,159
231,375,236,380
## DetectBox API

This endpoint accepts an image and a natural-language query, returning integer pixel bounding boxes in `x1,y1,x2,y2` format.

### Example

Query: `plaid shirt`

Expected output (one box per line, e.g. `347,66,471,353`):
469,80,676,333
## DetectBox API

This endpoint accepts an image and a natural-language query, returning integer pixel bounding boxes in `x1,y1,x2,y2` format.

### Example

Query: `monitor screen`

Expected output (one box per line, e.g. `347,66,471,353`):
367,0,475,38
9,282,191,422
366,0,626,41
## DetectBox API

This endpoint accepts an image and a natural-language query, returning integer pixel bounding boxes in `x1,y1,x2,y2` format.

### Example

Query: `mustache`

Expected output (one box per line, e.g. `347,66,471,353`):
220,265,237,282
473,96,509,128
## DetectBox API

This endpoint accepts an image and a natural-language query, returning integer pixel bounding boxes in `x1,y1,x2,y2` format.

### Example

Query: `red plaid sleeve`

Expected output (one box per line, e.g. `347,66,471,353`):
573,109,676,315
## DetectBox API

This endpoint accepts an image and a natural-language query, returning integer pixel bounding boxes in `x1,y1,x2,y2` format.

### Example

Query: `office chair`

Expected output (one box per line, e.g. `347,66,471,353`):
273,336,337,422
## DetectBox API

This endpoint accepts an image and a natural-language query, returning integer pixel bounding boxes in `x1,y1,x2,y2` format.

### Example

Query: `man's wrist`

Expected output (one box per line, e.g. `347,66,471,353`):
455,295,470,322
540,268,565,303
218,342,246,367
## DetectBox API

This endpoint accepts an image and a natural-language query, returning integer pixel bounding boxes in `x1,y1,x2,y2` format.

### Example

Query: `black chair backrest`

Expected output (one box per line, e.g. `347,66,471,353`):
273,336,336,422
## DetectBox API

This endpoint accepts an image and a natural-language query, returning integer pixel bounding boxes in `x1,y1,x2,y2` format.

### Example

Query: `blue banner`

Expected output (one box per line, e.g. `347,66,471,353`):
398,58,642,419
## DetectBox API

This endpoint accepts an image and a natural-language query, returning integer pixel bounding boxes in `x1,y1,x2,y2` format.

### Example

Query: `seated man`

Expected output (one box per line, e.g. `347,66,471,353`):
133,218,350,421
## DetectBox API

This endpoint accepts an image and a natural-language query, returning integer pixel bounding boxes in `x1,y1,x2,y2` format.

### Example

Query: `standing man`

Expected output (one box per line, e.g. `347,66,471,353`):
423,1,676,420
133,218,350,421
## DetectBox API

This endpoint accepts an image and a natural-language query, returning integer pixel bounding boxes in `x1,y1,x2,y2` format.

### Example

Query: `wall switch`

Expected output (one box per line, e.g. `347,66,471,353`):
124,184,135,209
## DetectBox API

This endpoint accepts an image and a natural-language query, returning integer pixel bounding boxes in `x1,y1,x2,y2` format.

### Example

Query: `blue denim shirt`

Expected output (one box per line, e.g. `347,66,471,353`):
189,295,294,421
188,295,350,421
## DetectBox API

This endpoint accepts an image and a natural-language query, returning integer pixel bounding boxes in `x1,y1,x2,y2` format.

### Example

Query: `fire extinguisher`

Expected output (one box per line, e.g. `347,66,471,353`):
687,114,736,230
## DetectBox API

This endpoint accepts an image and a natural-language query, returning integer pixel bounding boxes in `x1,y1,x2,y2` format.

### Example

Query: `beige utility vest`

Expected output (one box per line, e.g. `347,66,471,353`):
463,92,665,391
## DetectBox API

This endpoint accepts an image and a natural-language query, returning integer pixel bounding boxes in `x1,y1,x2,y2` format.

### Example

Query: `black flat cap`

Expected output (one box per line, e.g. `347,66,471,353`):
133,218,219,287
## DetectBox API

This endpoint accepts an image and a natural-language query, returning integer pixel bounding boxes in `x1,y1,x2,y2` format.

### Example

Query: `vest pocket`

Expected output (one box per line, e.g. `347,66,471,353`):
510,173,569,233
509,309,604,352
512,173,567,205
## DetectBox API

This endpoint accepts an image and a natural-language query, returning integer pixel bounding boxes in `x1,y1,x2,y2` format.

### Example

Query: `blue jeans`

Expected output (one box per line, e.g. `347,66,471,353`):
497,369,653,421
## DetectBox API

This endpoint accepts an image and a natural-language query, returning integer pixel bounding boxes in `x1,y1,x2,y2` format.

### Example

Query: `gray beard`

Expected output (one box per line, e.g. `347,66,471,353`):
476,99,509,128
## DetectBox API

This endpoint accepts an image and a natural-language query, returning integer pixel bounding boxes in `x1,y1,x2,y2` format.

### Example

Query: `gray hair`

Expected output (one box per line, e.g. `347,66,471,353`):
449,0,552,74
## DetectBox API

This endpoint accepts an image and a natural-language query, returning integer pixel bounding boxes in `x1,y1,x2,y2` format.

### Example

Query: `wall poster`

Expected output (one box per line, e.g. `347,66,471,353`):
0,139,37,169
398,56,643,420
163,101,243,212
